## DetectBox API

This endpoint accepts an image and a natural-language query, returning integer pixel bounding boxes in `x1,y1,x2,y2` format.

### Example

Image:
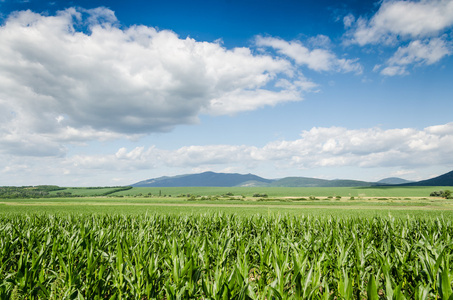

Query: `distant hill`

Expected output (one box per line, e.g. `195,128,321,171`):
377,177,413,185
399,170,453,186
236,180,272,187
132,170,453,188
132,171,273,187
268,177,374,187
132,172,375,187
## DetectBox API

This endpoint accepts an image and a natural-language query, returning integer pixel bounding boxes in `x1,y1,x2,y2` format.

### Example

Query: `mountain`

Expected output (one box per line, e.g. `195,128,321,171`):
399,170,453,186
132,171,273,187
132,172,375,187
268,177,374,187
132,170,453,188
377,177,413,185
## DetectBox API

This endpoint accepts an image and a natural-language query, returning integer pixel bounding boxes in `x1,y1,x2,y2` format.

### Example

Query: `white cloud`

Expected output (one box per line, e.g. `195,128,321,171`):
206,88,301,115
380,65,407,76
391,169,416,177
63,122,453,172
343,14,355,29
0,8,302,156
307,34,332,48
255,36,363,74
1,122,452,185
349,0,453,46
346,0,453,76
388,38,451,65
381,37,451,75
426,122,453,135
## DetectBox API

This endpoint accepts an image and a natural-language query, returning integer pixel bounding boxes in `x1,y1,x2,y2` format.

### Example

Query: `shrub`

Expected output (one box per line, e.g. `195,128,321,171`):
253,193,268,198
430,190,451,198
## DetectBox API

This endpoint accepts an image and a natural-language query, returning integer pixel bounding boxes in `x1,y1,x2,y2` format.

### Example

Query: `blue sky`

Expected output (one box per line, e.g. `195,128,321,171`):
0,0,452,186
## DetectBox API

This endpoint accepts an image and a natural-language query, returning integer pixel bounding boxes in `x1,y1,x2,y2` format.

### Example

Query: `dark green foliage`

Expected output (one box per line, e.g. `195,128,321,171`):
431,190,452,199
252,193,268,197
0,185,65,198
431,190,444,197
99,186,132,196
0,186,133,198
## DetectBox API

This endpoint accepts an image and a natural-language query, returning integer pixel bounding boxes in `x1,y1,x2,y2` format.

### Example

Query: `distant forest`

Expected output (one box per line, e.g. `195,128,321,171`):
0,185,67,198
0,186,132,198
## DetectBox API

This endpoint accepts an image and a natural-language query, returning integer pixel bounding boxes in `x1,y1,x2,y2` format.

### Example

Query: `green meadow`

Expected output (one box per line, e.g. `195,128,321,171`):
110,186,445,198
1,185,453,218
2,186,453,298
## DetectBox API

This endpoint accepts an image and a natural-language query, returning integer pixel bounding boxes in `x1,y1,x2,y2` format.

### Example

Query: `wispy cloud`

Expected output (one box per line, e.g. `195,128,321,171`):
345,0,453,76
380,37,451,76
347,0,453,46
48,122,453,174
256,36,363,74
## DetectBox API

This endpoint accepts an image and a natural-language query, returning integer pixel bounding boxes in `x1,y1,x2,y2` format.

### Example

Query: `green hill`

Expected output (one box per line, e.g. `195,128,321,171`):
400,170,453,186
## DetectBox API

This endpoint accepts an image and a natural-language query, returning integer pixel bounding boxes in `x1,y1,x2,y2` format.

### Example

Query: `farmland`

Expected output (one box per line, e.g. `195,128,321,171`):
1,186,453,298
103,186,446,198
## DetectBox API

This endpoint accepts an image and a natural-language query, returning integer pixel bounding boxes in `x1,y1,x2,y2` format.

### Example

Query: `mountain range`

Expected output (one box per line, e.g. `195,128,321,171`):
131,170,453,187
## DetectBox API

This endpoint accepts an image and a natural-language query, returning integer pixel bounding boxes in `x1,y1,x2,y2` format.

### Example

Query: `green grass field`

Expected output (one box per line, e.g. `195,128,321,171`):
2,186,453,299
111,186,450,198
2,188,453,218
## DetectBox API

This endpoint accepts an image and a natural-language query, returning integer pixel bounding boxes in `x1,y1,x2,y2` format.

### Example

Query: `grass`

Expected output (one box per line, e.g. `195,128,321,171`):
2,186,453,218
2,195,453,218
108,186,453,198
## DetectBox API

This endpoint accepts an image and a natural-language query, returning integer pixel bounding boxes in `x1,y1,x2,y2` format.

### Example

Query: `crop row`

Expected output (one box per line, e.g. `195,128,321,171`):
1,213,453,299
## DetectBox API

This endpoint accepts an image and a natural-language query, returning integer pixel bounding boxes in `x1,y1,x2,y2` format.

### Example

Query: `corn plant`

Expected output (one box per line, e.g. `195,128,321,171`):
1,213,453,299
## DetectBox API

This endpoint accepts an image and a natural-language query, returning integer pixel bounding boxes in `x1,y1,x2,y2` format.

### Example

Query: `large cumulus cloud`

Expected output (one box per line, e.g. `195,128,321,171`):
0,7,306,156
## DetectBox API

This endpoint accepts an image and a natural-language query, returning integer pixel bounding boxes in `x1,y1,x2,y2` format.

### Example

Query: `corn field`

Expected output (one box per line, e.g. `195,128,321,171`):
1,213,453,299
